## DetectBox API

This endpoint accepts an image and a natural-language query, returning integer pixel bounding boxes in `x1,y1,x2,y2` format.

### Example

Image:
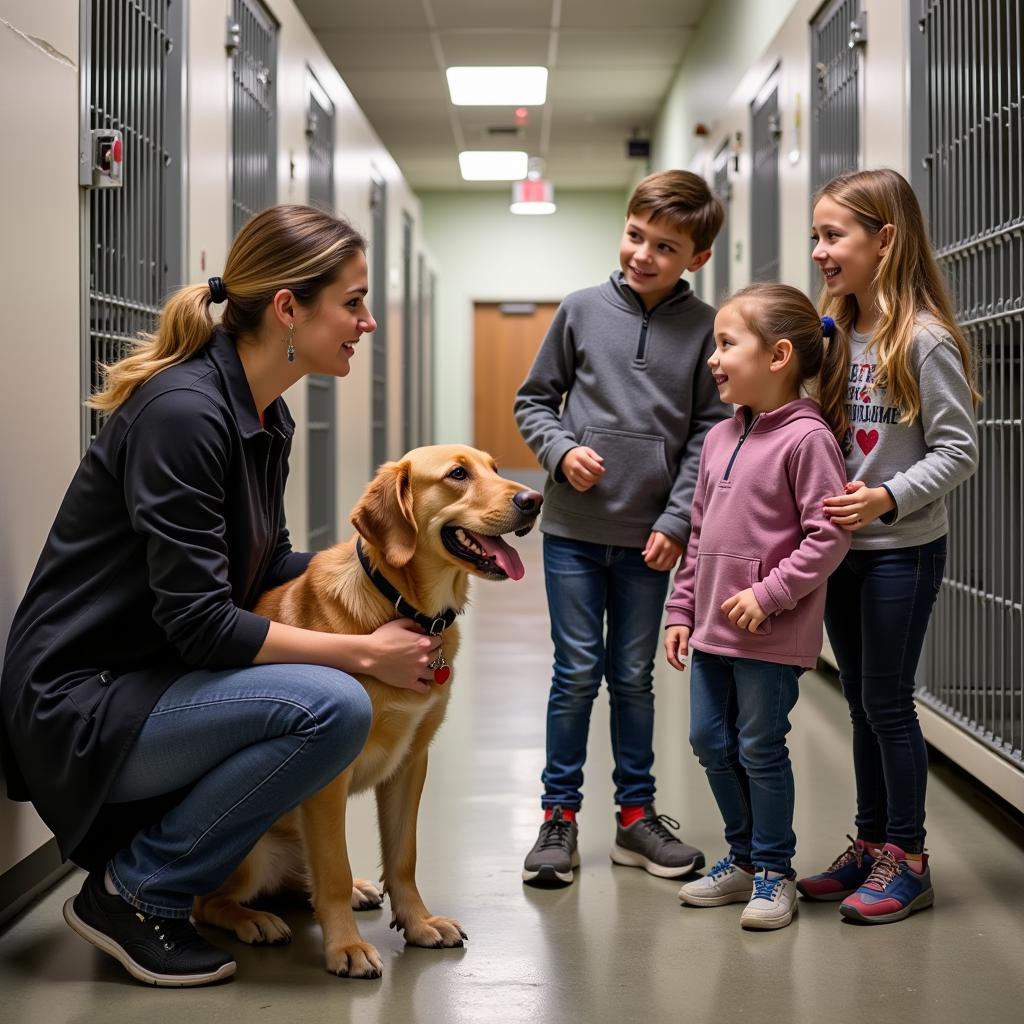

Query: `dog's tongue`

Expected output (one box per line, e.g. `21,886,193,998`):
468,531,525,581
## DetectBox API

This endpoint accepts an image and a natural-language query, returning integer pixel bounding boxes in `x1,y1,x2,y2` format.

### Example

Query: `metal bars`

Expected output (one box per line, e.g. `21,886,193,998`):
712,140,731,303
306,375,336,550
306,74,334,214
370,176,389,472
810,0,862,197
401,212,415,453
750,72,781,283
914,0,1023,766
230,0,276,237
82,0,183,444
306,74,336,550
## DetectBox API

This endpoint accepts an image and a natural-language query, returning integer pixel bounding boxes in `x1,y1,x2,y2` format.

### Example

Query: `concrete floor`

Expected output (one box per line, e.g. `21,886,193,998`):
2,525,1023,1024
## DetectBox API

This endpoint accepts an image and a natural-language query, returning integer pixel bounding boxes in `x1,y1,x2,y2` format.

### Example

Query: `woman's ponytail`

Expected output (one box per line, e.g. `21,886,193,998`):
88,284,217,413
88,205,366,414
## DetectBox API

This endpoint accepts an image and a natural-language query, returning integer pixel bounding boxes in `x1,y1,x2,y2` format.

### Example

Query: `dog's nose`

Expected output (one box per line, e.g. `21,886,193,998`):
512,489,543,516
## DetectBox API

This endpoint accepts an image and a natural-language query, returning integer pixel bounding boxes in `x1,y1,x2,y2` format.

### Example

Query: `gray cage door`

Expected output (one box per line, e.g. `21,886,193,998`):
401,212,415,454
306,74,337,550
370,176,388,473
712,140,731,304
306,374,337,551
81,0,185,446
750,72,781,283
810,0,862,196
306,72,334,214
229,0,277,237
911,0,1023,766
417,254,433,446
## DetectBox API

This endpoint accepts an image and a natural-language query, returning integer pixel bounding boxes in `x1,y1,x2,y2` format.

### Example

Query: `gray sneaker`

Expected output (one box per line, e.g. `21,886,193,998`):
522,807,580,886
679,854,755,906
610,806,705,879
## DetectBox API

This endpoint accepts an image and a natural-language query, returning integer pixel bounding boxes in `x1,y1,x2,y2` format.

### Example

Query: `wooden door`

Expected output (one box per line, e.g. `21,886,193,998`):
473,302,560,470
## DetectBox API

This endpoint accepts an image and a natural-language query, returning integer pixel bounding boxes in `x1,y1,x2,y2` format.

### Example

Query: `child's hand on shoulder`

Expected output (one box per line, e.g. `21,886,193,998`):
643,531,683,571
664,625,690,671
561,446,605,491
823,480,896,531
721,588,768,633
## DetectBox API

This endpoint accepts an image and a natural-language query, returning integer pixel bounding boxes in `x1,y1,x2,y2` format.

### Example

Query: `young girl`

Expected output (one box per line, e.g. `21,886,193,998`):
665,283,851,931
0,205,442,986
797,169,980,923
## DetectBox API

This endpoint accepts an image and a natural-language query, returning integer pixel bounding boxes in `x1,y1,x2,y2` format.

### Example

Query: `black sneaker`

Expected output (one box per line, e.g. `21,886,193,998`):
610,806,705,879
522,807,580,887
63,872,236,987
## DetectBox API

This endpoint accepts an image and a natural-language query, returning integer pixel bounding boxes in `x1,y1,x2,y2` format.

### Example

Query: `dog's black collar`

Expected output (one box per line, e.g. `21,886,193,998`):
356,538,458,636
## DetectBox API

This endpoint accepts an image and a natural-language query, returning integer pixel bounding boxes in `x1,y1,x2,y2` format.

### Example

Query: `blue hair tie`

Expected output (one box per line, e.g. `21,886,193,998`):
821,315,836,338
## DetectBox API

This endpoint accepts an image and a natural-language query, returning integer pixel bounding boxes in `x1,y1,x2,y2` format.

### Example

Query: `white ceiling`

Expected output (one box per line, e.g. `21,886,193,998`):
296,0,714,190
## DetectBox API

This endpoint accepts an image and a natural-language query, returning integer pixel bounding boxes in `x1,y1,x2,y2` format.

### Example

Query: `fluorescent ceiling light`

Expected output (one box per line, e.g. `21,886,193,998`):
459,151,528,181
447,67,548,106
510,201,557,215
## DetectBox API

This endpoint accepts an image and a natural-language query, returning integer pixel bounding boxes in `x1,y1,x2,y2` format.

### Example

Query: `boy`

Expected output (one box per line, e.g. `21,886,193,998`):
514,170,729,886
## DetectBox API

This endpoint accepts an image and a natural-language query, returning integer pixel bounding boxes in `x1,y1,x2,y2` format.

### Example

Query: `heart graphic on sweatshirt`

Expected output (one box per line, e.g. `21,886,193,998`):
856,428,879,455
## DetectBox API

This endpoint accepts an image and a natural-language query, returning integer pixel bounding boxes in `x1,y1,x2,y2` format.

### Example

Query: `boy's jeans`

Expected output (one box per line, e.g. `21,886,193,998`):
689,650,800,874
540,534,670,810
824,535,946,852
105,664,372,918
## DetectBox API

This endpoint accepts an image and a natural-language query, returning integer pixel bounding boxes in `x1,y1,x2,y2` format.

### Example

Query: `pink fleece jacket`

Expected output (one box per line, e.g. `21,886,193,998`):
666,398,851,669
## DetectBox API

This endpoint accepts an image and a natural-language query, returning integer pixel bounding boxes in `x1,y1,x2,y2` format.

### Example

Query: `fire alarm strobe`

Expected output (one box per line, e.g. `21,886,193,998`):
81,129,125,189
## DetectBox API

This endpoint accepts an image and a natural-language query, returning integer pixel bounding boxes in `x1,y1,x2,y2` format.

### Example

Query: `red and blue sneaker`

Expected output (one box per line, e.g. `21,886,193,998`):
796,836,876,901
839,844,934,924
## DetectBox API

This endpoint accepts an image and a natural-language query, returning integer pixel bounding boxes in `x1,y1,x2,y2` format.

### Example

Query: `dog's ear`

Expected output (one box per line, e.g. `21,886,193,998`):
351,459,417,568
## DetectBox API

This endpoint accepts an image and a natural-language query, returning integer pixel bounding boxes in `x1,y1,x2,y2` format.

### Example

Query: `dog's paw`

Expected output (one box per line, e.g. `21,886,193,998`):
351,878,383,911
234,909,292,945
395,914,468,949
325,940,384,979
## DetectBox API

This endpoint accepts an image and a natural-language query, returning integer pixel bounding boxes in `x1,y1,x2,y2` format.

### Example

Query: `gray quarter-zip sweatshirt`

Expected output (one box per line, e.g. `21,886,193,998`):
514,271,730,548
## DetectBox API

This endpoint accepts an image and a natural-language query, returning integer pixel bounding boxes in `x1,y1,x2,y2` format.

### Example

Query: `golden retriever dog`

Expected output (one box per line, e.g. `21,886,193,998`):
193,445,542,979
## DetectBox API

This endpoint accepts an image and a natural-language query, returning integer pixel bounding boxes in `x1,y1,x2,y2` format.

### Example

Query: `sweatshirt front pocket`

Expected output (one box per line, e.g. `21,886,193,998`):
695,553,772,646
581,426,672,524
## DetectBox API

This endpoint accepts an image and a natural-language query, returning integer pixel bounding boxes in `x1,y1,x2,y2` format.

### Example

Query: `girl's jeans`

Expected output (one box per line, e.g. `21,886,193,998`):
824,535,947,852
540,534,670,810
105,664,372,918
688,651,801,874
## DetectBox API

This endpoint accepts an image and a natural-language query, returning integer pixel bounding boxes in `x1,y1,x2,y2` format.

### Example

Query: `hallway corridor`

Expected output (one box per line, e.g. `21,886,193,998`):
1,527,1022,1023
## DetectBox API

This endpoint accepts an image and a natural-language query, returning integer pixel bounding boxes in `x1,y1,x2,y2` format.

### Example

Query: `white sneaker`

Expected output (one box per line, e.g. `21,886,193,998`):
678,854,755,907
739,870,797,930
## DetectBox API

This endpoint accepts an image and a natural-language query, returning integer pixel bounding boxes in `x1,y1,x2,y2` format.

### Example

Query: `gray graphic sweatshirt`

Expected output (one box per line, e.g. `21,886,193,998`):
844,319,978,549
513,271,730,549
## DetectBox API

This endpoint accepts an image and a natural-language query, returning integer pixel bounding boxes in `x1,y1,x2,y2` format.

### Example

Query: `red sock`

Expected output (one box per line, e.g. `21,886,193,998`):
619,805,645,828
544,807,577,824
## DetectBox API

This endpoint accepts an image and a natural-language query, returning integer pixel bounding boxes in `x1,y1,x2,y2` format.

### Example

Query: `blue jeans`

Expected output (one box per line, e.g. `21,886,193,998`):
824,536,946,852
541,534,670,809
688,651,801,873
105,664,372,918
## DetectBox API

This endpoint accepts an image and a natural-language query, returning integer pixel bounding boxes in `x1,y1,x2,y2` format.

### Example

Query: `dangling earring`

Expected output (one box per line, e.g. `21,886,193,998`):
287,322,295,363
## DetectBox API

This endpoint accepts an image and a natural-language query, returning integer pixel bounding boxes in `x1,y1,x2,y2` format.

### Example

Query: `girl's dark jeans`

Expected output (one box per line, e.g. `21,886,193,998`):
824,535,946,853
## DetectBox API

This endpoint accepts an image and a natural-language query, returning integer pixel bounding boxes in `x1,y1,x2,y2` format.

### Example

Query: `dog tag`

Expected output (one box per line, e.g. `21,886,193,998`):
428,651,451,685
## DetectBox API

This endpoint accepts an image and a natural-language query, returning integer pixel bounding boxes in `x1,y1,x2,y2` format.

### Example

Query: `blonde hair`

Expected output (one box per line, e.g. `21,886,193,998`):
727,283,847,445
90,205,366,412
627,170,724,251
814,169,982,431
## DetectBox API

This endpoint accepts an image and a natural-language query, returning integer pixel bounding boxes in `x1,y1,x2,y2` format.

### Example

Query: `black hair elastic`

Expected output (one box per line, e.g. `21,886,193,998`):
208,276,227,304
821,315,836,338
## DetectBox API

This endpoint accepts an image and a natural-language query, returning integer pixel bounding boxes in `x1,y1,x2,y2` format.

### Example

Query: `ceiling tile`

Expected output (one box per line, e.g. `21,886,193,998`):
296,0,429,31
319,30,437,69
559,0,710,30
556,29,691,68
437,31,550,66
430,0,554,30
